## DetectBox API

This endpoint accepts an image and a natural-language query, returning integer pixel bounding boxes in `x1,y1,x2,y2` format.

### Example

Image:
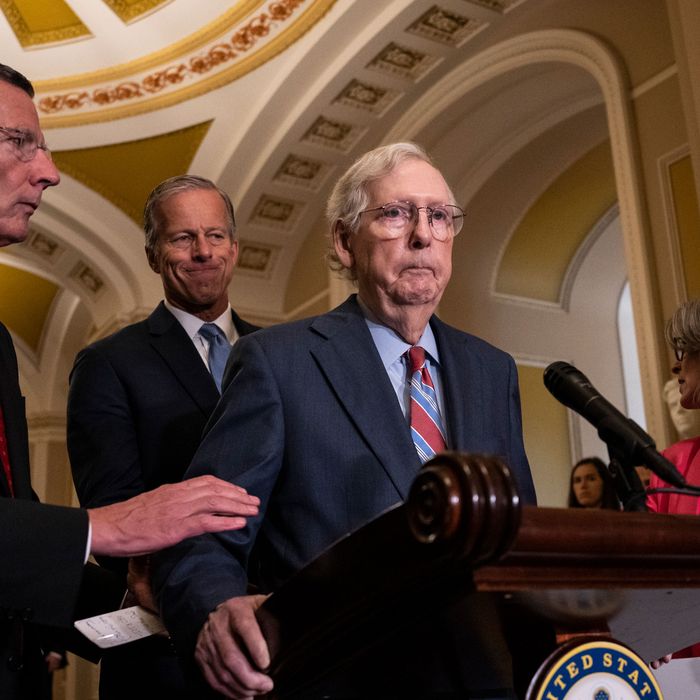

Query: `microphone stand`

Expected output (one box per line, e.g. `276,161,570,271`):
606,448,647,512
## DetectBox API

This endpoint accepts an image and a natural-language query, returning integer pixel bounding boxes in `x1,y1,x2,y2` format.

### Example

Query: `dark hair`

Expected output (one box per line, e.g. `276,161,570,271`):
567,457,621,510
0,64,34,97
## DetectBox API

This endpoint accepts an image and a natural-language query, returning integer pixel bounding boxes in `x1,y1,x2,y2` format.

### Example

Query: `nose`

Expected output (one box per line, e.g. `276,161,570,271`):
191,233,213,258
408,207,433,249
32,149,60,189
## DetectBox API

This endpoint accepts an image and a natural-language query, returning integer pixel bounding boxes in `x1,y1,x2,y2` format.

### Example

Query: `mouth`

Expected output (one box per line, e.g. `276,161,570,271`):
186,265,220,274
402,265,433,274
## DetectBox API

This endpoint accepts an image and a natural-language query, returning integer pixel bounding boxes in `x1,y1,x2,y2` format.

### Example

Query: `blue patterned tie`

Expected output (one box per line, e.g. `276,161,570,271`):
199,323,230,393
407,346,447,462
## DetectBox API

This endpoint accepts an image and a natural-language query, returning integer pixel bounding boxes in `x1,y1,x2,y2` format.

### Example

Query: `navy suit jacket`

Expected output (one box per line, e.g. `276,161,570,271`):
67,302,259,697
68,301,259,520
155,296,536,664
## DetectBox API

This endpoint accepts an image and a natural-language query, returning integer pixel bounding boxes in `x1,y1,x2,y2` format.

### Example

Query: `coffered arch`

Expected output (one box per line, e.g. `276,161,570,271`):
380,27,669,446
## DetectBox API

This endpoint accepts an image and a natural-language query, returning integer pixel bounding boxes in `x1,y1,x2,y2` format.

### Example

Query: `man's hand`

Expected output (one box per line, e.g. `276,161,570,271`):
88,476,259,557
195,594,273,699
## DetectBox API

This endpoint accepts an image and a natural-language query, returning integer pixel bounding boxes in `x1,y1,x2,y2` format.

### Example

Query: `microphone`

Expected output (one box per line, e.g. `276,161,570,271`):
543,361,686,489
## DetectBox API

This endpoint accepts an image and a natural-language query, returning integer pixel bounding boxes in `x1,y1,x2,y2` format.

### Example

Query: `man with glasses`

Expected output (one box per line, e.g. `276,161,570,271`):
0,63,260,700
67,175,258,699
154,142,536,699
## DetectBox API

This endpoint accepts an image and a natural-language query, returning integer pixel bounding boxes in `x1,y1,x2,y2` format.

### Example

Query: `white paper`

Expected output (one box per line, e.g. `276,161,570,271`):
74,605,167,648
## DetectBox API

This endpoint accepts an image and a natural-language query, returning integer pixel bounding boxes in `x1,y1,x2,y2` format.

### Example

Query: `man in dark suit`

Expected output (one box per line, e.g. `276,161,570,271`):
0,63,260,700
67,175,259,698
154,143,537,699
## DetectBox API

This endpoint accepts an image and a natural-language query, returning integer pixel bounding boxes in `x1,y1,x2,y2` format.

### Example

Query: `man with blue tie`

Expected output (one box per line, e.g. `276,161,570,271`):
154,142,536,699
67,175,259,698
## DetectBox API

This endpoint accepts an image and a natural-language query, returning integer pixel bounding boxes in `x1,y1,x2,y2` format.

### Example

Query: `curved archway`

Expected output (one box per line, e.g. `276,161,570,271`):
382,28,667,443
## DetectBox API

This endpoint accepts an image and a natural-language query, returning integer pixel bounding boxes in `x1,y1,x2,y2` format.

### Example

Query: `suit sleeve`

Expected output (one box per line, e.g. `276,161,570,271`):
152,333,285,658
68,346,147,575
0,499,88,628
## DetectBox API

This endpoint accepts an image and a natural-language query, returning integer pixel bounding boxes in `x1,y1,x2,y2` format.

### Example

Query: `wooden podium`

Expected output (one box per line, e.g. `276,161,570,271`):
256,452,700,698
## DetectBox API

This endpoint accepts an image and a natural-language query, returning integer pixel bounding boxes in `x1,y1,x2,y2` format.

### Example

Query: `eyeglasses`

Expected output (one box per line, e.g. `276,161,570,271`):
358,201,464,240
0,126,52,162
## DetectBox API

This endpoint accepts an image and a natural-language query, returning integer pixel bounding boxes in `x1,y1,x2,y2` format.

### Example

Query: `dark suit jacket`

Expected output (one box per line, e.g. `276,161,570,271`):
0,322,89,699
154,296,536,696
68,301,259,518
67,302,258,699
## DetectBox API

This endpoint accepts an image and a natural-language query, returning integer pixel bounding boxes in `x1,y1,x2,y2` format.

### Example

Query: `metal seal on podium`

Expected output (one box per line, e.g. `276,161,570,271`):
527,637,663,700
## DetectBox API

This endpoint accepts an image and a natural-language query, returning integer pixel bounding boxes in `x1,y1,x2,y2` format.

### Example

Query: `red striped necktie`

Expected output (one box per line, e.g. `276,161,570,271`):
407,346,447,462
0,406,14,497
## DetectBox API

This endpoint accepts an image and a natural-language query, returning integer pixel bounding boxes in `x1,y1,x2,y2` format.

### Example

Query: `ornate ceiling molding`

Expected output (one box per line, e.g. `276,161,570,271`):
34,0,336,126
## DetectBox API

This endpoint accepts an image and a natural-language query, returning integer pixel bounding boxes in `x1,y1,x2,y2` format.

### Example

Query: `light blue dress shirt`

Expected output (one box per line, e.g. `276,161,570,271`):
358,299,447,429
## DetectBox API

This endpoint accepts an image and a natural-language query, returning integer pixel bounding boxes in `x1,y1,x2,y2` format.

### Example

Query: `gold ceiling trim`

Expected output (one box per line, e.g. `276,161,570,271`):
0,0,90,48
35,0,335,127
36,0,264,89
102,0,170,24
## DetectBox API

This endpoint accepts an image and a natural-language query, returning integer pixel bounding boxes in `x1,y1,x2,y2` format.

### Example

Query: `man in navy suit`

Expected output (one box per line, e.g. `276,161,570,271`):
67,175,259,698
0,63,259,700
154,142,536,699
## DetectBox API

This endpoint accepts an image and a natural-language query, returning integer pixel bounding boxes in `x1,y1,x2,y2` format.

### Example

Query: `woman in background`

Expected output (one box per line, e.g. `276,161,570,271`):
648,298,700,665
567,456,621,509
648,298,700,517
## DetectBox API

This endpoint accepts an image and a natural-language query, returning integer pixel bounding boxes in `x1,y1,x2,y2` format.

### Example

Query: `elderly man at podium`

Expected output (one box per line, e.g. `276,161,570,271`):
154,142,536,699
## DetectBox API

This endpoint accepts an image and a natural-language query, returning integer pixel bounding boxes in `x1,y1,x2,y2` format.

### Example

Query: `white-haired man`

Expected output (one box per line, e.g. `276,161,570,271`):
155,142,536,699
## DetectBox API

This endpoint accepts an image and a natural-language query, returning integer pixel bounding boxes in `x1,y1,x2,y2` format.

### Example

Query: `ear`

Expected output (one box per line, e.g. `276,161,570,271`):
332,220,354,270
229,238,239,266
146,246,160,273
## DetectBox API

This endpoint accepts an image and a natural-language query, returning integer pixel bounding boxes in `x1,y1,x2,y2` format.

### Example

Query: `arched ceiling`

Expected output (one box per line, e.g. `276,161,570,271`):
0,0,674,361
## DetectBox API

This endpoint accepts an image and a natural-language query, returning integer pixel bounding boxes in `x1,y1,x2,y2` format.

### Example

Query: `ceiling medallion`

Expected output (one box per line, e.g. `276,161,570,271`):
35,0,335,126
407,6,484,47
237,241,280,278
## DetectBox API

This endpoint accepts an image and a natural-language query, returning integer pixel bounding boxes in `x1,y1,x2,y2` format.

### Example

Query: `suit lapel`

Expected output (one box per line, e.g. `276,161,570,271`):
310,298,421,500
231,309,259,337
433,317,485,452
147,303,220,414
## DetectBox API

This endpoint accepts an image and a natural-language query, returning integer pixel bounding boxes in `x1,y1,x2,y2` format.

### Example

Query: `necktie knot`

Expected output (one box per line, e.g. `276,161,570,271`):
199,322,226,345
408,346,426,374
199,323,230,393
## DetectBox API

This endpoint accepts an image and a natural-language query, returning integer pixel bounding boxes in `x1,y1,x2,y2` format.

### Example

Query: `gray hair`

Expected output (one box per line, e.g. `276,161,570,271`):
325,142,454,279
143,175,237,256
666,299,700,356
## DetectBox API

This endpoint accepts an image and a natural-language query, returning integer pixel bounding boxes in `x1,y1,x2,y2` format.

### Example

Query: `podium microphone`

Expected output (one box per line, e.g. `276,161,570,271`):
543,361,687,489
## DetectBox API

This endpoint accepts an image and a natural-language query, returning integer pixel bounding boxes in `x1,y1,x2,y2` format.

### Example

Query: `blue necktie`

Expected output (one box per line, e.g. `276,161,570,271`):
199,323,230,393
